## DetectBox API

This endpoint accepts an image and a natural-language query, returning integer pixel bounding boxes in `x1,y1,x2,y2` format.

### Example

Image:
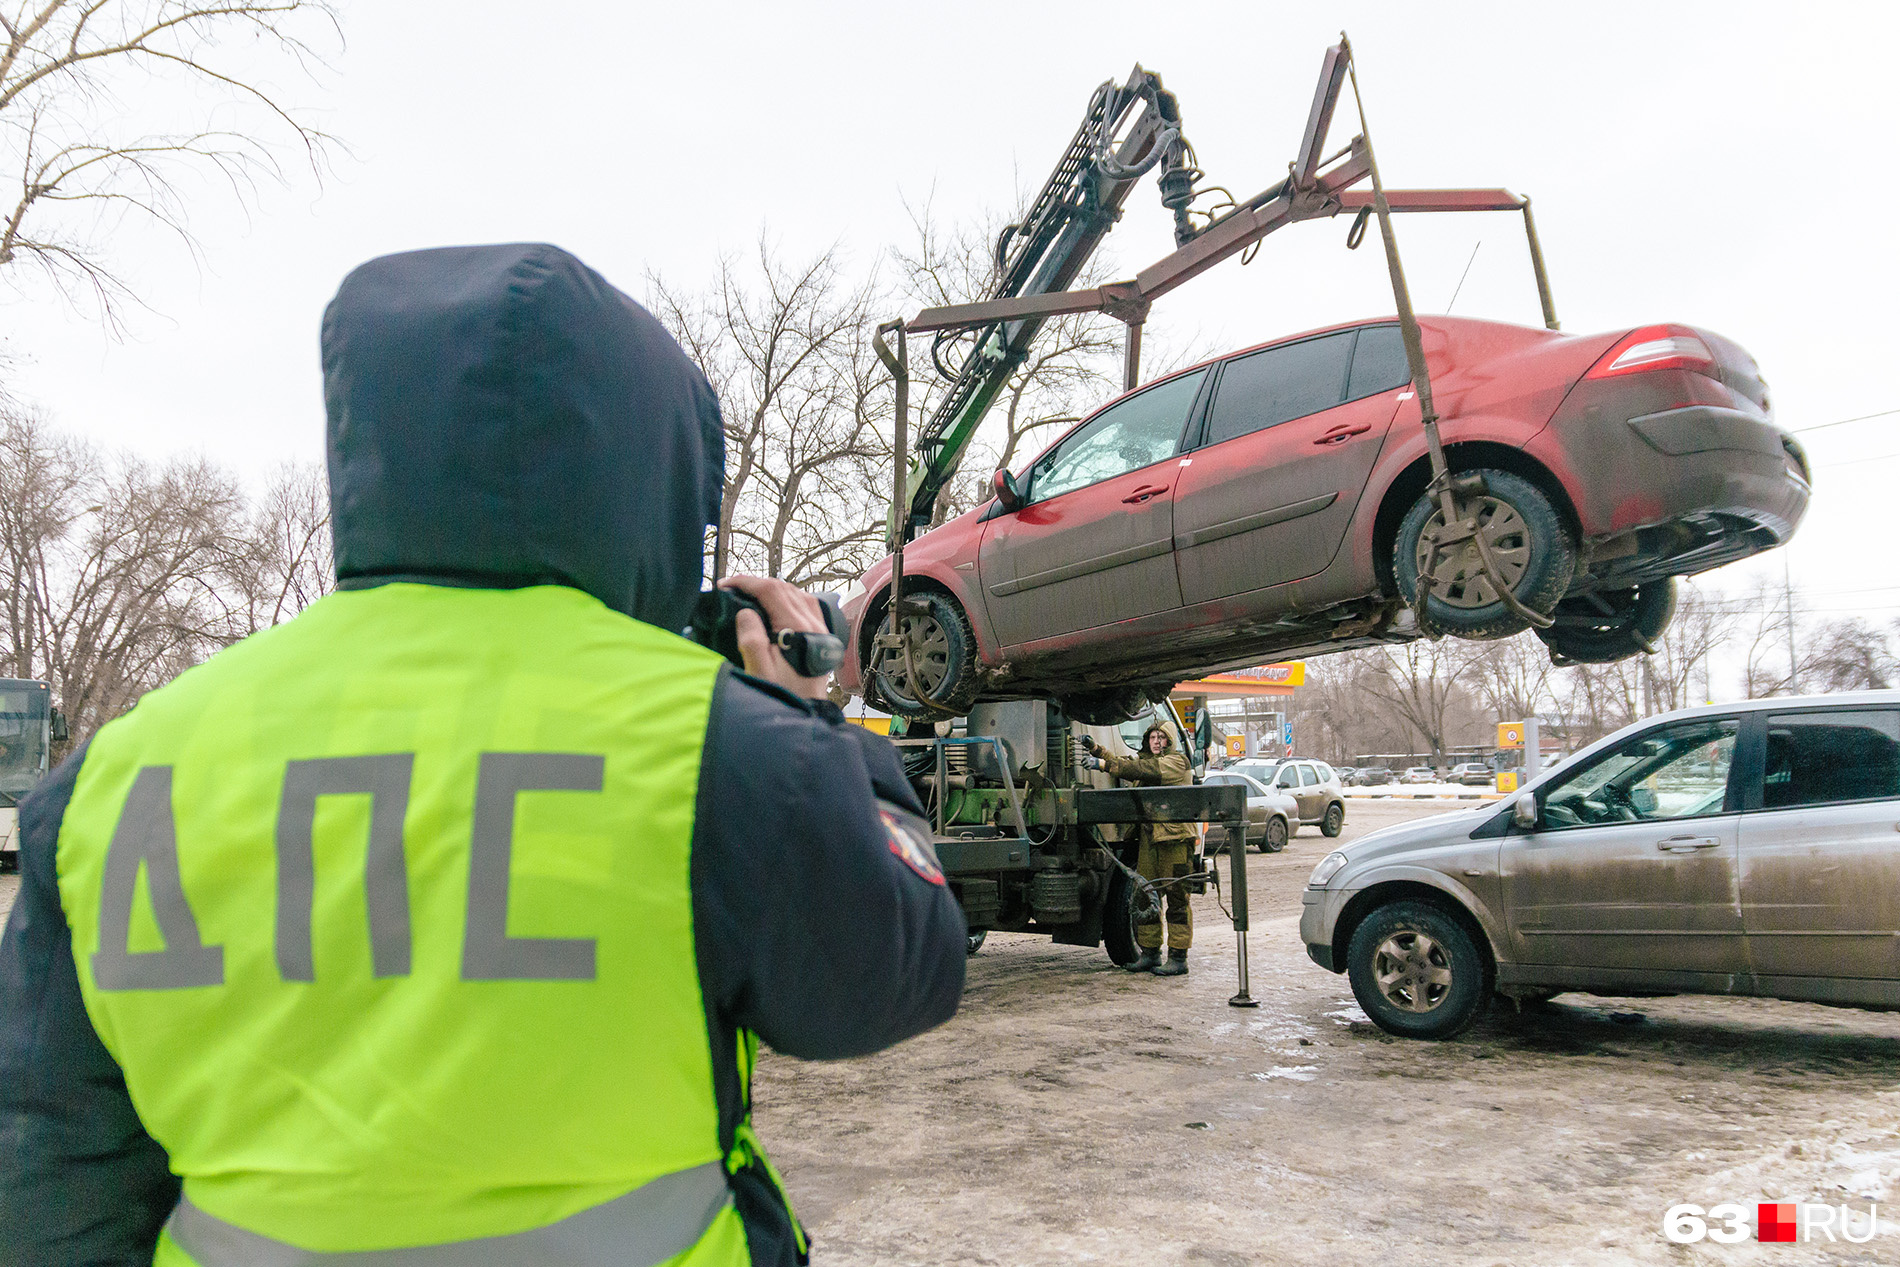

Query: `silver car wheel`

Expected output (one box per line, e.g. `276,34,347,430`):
1372,930,1455,1013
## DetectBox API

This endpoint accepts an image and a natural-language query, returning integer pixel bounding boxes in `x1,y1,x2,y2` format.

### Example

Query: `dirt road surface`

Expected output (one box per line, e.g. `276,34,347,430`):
756,802,1900,1265
5,805,1894,1262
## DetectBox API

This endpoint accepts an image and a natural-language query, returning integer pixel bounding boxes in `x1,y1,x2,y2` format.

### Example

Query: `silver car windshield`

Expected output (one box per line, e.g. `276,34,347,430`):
1541,717,1737,827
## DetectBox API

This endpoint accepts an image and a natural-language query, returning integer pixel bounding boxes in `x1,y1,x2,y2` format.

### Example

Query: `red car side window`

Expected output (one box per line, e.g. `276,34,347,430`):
1028,369,1206,503
1204,332,1353,446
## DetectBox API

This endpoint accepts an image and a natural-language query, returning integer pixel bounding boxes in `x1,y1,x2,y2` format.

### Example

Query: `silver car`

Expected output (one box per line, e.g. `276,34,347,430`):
1201,770,1298,853
1301,692,1900,1039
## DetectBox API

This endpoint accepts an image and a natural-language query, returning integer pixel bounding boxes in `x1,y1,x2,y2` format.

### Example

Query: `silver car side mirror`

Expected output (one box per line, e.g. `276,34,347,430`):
1511,790,1538,830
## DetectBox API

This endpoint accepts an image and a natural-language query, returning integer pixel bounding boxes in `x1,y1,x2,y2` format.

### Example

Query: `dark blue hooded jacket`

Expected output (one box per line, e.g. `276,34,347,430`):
0,244,966,1266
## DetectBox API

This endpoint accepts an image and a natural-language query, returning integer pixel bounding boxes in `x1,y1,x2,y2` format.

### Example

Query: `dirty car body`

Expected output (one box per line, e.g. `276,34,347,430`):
841,315,1807,712
1302,692,1900,1038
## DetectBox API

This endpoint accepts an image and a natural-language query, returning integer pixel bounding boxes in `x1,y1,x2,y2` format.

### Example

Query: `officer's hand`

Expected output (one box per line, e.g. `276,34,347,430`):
718,575,832,700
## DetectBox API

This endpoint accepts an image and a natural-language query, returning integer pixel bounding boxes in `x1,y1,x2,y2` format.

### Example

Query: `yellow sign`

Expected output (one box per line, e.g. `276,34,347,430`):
1225,735,1247,758
1496,771,1519,794
1497,722,1525,749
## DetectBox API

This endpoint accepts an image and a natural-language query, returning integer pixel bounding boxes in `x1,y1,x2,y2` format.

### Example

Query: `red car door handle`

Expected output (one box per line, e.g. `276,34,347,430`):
1314,423,1373,445
1121,484,1170,504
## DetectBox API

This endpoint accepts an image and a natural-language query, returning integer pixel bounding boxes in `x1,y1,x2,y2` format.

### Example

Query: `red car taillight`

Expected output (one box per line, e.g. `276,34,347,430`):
1584,323,1717,379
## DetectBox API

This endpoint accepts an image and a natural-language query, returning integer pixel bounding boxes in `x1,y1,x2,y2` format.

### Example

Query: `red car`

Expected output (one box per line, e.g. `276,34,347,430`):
842,316,1809,722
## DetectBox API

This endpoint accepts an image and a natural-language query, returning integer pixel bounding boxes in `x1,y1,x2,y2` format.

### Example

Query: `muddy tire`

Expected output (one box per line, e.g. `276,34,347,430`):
1394,469,1575,640
1347,901,1492,1040
1257,815,1288,853
1061,685,1151,726
1321,802,1345,838
1536,578,1678,666
870,590,981,721
966,929,988,956
1102,866,1140,966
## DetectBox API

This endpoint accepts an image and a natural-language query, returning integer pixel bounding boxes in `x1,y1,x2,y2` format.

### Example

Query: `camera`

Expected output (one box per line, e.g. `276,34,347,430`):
689,588,847,679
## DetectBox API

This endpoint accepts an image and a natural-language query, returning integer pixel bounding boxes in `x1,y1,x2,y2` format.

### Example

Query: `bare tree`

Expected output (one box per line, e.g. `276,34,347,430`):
0,406,256,742
230,459,331,633
0,0,341,320
1800,616,1897,692
1356,638,1484,766
650,239,888,587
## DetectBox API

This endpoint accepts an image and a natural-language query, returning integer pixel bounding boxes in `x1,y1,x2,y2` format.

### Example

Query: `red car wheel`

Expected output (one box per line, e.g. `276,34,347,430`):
1394,468,1575,640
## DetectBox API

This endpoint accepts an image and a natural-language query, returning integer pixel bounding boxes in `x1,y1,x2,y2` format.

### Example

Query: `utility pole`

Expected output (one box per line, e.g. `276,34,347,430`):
1783,553,1799,694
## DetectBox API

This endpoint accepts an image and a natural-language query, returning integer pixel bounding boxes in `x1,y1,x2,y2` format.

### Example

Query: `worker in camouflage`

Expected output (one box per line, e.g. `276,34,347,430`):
1082,726,1195,976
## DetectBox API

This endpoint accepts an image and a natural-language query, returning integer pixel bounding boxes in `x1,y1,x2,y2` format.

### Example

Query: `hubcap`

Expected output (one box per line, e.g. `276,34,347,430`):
1415,496,1531,609
873,608,950,700
1372,929,1454,1013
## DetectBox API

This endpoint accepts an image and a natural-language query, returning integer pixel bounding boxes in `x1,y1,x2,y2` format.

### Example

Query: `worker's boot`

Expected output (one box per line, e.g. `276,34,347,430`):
1152,948,1189,977
1127,947,1161,973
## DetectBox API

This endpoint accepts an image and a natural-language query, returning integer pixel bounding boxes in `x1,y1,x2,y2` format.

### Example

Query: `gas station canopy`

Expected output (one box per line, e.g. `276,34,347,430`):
1171,663,1304,700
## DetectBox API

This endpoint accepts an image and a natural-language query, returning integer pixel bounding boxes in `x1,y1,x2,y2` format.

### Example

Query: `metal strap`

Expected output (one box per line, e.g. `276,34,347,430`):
164,1161,731,1267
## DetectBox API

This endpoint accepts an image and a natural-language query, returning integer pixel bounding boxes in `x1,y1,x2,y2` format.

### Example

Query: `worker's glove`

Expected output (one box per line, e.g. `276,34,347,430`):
1081,736,1105,756
1080,753,1104,771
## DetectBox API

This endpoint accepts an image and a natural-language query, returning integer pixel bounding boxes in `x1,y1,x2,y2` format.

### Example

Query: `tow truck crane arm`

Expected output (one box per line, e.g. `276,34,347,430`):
887,39,1563,550
892,66,1199,547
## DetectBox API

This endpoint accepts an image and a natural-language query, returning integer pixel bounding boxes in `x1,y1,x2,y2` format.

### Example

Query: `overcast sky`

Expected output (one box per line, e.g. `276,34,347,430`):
5,1,1896,634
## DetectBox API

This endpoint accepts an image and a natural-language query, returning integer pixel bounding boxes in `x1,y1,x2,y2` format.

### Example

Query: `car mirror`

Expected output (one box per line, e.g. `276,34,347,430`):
49,708,69,743
992,468,1024,512
1511,790,1538,830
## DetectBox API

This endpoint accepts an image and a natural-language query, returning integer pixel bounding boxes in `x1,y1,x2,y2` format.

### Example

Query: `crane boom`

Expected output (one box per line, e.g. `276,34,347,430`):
894,67,1196,546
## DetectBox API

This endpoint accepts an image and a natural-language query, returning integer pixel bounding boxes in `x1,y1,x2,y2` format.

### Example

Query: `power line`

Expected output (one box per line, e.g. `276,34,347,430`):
1789,407,1900,436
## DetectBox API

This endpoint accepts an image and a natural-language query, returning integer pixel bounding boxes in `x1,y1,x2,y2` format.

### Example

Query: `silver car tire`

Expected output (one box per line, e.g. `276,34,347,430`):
1256,816,1288,853
1320,802,1345,838
1346,901,1491,1040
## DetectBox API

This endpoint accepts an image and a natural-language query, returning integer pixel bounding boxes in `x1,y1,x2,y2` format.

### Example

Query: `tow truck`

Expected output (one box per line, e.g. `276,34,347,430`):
847,36,1565,1001
0,679,67,869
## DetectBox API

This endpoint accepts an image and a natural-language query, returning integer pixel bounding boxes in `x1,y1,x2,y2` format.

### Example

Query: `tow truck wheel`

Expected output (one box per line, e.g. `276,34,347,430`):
871,591,980,721
966,930,987,955
1394,469,1575,640
1535,578,1678,666
1102,866,1140,966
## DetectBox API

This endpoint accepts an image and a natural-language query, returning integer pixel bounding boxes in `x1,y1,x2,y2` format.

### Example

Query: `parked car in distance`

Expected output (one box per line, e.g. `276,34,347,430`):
1302,691,1900,1040
1402,766,1438,784
1200,770,1297,853
1228,759,1346,836
842,315,1808,723
1335,765,1358,783
1450,762,1494,786
1351,766,1394,786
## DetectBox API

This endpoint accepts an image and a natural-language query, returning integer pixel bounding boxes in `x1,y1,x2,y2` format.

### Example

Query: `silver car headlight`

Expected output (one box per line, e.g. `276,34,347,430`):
1308,851,1349,888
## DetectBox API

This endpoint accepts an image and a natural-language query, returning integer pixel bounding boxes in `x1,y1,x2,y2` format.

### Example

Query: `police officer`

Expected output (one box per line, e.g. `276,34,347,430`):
0,244,968,1266
1081,726,1194,976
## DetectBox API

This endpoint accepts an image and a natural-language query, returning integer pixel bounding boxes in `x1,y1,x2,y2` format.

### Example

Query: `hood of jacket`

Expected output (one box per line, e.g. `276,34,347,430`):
321,243,723,634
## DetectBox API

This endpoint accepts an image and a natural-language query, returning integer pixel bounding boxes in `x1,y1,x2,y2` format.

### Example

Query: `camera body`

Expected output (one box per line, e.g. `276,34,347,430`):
689,588,847,678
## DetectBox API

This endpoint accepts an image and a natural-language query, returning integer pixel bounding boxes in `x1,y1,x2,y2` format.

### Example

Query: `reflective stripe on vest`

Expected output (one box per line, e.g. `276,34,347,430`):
165,1162,731,1266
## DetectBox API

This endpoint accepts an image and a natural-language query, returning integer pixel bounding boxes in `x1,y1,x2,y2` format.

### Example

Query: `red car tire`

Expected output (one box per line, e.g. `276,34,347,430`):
1394,468,1575,640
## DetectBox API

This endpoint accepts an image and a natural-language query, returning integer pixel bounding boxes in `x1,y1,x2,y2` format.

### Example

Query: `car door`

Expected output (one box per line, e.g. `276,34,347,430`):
1173,325,1410,607
979,369,1208,648
1296,762,1325,820
1271,763,1303,817
1502,715,1744,975
1739,706,1900,983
